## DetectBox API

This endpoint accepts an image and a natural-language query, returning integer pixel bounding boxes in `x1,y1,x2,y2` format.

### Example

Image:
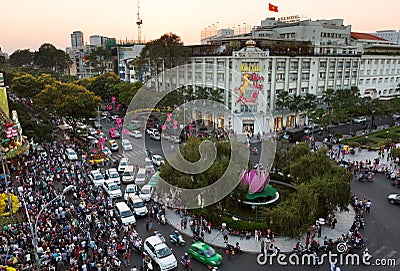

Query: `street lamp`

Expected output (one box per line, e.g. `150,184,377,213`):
33,185,75,270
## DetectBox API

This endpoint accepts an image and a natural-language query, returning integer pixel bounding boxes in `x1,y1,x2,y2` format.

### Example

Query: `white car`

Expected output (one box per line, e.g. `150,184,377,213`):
124,184,139,201
129,130,143,138
128,195,148,217
146,128,159,136
65,148,78,161
152,155,164,167
89,170,106,187
103,180,122,199
106,168,120,184
102,146,111,156
169,135,181,144
144,236,177,271
76,122,87,130
118,158,130,173
353,116,367,124
87,136,99,145
122,139,133,151
88,128,97,136
139,184,154,202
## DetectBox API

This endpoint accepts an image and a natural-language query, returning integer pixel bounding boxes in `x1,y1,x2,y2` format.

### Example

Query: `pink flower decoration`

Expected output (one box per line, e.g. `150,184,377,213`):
188,124,193,131
189,132,192,137
116,118,121,124
173,125,177,129
112,96,116,104
107,105,113,110
117,123,122,128
110,128,115,133
116,104,121,110
167,112,172,117
111,132,115,138
123,129,129,135
166,117,171,122
99,138,105,144
92,149,97,153
162,125,166,130
173,120,178,125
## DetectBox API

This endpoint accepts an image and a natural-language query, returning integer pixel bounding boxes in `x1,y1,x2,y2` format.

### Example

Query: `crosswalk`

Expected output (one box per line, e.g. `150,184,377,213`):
112,149,147,161
365,241,399,266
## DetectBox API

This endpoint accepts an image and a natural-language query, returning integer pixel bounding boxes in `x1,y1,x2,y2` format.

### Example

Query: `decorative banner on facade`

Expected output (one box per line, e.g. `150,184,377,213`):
235,63,264,105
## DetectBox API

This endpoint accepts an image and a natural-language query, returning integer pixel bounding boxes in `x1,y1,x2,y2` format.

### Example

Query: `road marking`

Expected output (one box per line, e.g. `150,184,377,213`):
383,250,397,259
374,246,387,256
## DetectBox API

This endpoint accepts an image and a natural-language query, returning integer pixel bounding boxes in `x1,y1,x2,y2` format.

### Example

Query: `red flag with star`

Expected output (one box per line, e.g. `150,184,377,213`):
269,3,278,12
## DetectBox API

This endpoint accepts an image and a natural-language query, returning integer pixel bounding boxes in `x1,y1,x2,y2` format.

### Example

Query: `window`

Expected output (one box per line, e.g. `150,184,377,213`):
288,89,295,94
195,72,202,80
359,79,363,85
319,72,325,80
290,74,297,81
188,72,192,80
217,73,224,82
206,73,213,80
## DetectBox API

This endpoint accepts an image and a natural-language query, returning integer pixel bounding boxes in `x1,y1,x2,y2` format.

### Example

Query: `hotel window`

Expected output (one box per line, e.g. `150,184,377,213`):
188,72,192,80
179,71,184,79
329,72,335,79
288,88,295,94
359,79,363,85
301,88,307,93
345,72,350,79
277,62,285,70
319,72,325,80
352,71,357,78
289,74,297,81
391,69,395,74
337,72,342,78
372,78,377,84
366,79,370,84
301,73,309,81
217,61,225,68
378,78,383,83
384,78,389,83
195,72,202,80
206,73,213,80
217,73,224,82
276,74,284,82
320,62,326,68
302,62,310,69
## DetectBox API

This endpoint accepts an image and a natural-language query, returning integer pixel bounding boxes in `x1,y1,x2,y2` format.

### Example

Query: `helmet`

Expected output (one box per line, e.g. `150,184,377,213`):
185,253,188,256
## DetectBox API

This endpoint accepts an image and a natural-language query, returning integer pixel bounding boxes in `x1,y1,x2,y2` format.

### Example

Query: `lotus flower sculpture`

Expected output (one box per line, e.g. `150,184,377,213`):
240,167,270,194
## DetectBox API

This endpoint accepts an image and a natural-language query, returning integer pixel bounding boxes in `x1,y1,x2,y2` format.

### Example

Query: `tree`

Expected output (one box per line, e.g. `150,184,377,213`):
288,94,303,128
86,47,112,74
87,72,120,101
302,93,317,124
9,72,42,98
117,81,143,106
275,90,290,129
33,43,70,76
9,49,34,67
139,33,190,88
34,82,101,119
322,88,335,112
209,88,224,103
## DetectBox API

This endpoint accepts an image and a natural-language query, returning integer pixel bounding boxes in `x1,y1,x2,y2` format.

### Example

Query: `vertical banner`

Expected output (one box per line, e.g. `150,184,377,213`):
0,87,9,118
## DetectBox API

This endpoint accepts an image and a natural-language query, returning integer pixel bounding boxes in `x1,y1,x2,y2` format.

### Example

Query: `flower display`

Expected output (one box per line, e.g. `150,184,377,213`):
240,167,270,194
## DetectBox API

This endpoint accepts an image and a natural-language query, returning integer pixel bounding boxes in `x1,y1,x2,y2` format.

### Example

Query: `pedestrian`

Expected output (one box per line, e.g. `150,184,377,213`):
335,265,341,271
331,216,337,229
222,228,229,243
330,261,336,271
255,230,259,242
366,200,372,214
261,239,265,254
145,220,149,232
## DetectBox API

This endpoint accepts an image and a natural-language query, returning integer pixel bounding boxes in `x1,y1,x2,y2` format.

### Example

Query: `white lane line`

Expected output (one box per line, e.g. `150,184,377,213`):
383,250,397,259
374,246,387,256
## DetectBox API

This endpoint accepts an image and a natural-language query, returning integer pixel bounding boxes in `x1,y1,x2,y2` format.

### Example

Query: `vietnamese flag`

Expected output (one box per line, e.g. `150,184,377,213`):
269,3,278,12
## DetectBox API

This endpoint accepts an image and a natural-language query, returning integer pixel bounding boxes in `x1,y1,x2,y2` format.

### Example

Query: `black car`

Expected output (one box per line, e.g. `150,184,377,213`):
388,193,400,205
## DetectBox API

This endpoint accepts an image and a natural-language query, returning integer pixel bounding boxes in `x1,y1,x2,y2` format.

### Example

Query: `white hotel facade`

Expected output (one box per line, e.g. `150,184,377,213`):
139,18,400,135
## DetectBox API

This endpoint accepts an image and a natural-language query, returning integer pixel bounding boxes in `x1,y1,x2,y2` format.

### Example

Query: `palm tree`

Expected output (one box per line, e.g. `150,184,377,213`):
288,94,303,128
276,90,290,130
322,88,335,112
208,88,224,103
303,93,317,123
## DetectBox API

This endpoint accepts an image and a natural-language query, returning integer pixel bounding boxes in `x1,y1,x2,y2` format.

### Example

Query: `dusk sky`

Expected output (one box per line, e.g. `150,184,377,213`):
1,0,399,54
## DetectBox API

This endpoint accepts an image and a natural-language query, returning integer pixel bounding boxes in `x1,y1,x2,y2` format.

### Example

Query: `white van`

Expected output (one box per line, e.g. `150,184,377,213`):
144,236,177,271
115,202,136,226
122,166,135,184
122,139,133,151
135,168,147,185
145,158,154,173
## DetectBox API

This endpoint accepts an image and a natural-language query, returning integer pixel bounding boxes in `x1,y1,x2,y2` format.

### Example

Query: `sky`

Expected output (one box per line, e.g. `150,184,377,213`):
1,0,399,55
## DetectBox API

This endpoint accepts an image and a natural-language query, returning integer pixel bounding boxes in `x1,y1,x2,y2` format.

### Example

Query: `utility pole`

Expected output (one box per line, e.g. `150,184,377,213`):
0,139,13,218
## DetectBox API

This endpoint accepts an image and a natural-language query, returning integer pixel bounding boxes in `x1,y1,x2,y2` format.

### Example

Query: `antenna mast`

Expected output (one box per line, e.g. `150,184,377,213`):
136,0,143,43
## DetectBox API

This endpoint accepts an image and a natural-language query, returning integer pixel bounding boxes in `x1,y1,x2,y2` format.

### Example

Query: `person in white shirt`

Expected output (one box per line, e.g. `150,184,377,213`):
335,266,341,271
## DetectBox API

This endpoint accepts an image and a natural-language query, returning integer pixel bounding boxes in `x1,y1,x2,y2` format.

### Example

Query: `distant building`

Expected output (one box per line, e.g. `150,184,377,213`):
71,31,84,48
370,30,400,45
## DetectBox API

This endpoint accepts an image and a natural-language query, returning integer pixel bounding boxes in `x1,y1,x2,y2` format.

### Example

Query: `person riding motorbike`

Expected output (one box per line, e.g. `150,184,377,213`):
173,230,179,241
183,253,189,266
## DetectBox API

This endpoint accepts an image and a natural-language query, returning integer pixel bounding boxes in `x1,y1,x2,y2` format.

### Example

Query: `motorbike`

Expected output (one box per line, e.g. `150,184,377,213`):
192,234,204,243
354,217,365,229
266,245,280,257
226,243,242,259
157,213,167,225
181,256,192,271
170,232,185,246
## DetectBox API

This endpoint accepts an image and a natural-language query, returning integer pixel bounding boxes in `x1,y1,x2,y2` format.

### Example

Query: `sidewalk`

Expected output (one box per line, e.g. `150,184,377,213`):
165,206,355,254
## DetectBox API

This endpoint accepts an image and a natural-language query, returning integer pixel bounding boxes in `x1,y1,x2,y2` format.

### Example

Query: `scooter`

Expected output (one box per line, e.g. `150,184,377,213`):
157,213,167,224
170,232,186,246
181,256,192,271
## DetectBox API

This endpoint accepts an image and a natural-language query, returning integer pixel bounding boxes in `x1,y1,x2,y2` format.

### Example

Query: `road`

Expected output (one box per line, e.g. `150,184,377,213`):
98,115,399,270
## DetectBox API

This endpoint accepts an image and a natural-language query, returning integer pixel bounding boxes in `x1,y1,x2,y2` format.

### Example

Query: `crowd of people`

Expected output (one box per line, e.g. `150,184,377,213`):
1,139,143,271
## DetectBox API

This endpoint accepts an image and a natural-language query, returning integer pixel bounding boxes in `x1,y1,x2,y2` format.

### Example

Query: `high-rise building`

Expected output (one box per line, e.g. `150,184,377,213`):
71,31,84,48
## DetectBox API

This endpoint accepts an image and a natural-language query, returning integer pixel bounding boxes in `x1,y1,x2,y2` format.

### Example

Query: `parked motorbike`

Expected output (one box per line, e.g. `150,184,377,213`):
170,231,185,246
192,234,204,243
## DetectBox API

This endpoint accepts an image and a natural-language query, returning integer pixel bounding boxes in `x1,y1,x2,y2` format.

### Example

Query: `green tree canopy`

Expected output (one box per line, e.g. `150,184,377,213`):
33,43,70,76
87,72,120,101
9,49,34,67
34,82,101,119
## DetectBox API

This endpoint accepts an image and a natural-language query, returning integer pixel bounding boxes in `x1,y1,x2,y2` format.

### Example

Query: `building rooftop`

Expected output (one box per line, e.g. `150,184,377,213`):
351,32,387,41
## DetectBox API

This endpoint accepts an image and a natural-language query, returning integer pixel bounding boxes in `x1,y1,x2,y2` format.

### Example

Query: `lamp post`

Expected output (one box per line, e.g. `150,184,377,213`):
33,185,75,270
